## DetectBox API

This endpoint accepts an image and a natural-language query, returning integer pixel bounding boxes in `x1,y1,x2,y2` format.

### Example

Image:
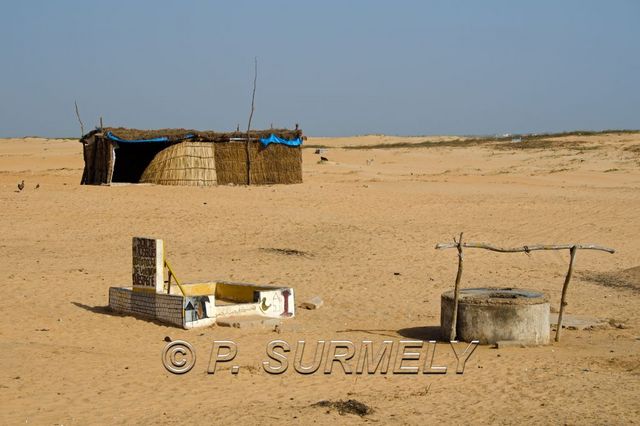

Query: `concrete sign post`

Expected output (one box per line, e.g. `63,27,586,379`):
132,237,164,293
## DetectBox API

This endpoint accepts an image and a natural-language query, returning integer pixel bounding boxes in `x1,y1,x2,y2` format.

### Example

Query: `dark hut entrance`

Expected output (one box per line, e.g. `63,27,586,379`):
111,141,175,183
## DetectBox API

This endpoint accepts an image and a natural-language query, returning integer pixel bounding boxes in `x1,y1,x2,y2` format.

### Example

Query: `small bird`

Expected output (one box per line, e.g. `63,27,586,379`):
320,156,328,162
17,180,24,191
35,183,40,189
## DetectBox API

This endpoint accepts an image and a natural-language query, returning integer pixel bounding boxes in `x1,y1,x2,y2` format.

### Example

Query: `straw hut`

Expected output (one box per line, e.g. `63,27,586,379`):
140,142,216,186
79,127,303,186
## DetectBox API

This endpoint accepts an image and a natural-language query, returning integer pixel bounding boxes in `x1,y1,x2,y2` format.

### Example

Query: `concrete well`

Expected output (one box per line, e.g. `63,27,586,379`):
440,287,550,345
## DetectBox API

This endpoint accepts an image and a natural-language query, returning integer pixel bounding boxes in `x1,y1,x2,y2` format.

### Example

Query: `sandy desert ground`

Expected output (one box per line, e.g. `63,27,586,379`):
0,132,639,425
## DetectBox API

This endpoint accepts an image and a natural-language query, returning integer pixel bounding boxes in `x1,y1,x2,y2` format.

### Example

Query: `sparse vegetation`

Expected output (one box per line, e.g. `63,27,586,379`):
624,144,640,155
344,138,491,150
311,399,373,416
303,130,639,151
259,247,314,258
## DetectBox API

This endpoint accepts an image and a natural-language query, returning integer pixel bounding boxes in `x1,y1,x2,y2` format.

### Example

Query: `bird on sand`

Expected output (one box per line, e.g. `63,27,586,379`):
17,180,24,191
320,156,329,162
35,184,40,189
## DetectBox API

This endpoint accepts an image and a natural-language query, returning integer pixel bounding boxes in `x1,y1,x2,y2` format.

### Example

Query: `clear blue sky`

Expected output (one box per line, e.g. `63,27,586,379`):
0,1,638,137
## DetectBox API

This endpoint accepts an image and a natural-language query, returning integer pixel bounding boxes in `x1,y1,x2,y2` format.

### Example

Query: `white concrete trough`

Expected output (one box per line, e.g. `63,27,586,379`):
441,287,550,345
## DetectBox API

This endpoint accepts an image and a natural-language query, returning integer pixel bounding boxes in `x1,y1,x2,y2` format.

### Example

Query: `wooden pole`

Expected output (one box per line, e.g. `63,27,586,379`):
74,101,84,137
555,245,577,342
449,232,464,341
245,57,258,185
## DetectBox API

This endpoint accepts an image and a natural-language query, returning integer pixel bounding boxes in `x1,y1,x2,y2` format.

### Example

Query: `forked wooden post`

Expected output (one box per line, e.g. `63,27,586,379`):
449,232,464,341
555,245,577,342
435,238,614,342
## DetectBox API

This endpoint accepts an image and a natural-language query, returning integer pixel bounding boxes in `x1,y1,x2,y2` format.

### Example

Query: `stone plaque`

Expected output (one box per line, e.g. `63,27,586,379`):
132,237,164,293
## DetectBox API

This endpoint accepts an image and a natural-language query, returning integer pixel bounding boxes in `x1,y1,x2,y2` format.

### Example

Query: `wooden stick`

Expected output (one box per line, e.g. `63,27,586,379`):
74,100,84,137
100,116,104,129
245,57,258,185
450,232,464,341
164,260,185,296
435,242,614,254
555,245,577,342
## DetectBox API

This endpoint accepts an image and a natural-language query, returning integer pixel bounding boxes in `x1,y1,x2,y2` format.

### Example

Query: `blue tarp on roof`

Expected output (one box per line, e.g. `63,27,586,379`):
105,131,195,143
259,134,303,147
105,131,301,146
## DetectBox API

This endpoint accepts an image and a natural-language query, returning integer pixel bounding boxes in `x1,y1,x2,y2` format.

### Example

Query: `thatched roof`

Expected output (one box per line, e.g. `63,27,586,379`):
81,127,303,143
